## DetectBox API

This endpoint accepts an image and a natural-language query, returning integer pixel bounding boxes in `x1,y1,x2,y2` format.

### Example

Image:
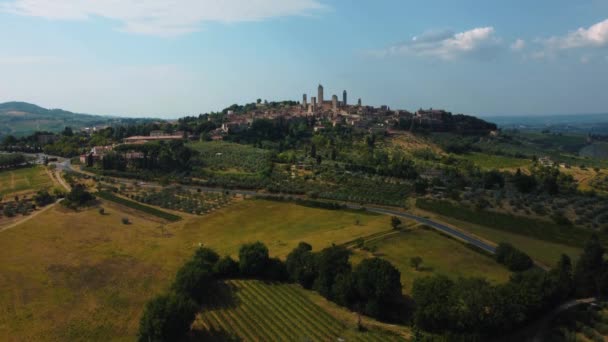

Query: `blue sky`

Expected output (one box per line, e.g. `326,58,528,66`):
0,0,607,118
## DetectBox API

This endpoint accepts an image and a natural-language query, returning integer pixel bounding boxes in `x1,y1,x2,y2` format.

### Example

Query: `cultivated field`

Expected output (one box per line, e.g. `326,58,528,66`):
350,227,511,291
458,152,531,170
0,166,54,197
0,199,405,340
192,280,406,341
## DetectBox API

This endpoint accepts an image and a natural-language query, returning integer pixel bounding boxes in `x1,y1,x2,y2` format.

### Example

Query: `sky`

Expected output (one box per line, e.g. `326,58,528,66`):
0,0,607,118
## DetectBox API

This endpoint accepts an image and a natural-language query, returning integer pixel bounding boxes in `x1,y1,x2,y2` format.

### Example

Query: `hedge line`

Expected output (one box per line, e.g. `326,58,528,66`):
97,191,181,222
416,198,596,248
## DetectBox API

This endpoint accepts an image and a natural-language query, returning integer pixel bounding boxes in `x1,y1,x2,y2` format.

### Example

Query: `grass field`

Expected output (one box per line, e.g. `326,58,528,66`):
0,199,406,340
0,166,54,197
192,280,406,341
422,214,582,267
458,152,531,170
0,197,525,340
416,199,595,248
350,227,511,291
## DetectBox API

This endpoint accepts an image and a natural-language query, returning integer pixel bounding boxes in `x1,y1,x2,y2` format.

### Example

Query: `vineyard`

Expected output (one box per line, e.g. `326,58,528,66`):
193,280,404,341
130,187,233,215
189,141,272,173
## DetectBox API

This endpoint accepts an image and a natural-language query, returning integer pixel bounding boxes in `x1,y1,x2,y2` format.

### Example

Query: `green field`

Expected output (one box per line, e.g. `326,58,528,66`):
0,166,54,197
193,280,406,341
458,152,531,169
188,141,272,174
350,227,511,291
416,199,596,248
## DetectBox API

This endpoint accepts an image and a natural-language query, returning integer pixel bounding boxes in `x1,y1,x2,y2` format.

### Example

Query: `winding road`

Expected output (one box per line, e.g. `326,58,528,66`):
55,159,500,255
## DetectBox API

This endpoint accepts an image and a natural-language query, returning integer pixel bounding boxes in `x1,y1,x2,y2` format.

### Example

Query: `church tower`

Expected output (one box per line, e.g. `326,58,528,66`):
318,84,324,104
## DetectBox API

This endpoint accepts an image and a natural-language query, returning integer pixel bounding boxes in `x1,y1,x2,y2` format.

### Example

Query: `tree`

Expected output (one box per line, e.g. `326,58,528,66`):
412,275,456,332
213,256,239,278
410,257,423,271
352,258,403,320
314,245,351,300
63,184,95,209
286,242,318,289
390,216,402,230
310,143,317,158
171,247,218,302
137,293,197,342
33,189,54,207
238,242,270,277
574,234,605,297
494,243,533,272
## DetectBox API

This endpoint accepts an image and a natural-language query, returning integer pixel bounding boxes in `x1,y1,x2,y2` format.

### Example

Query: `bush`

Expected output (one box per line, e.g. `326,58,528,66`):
122,217,130,225
238,242,270,278
213,256,239,278
495,243,533,272
137,293,197,342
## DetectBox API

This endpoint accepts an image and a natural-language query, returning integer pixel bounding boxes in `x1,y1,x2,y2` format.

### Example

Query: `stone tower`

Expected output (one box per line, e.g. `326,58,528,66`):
318,84,324,105
343,90,347,106
302,94,307,107
332,95,338,111
358,98,362,106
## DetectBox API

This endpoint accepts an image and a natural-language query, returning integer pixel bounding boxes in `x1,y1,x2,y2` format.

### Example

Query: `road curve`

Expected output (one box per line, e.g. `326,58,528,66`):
55,158,498,254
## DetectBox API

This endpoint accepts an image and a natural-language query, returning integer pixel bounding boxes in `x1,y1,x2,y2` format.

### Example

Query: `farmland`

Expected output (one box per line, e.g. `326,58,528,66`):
350,226,511,291
457,152,531,170
0,166,54,197
0,195,519,340
192,280,406,341
0,199,406,340
188,141,272,174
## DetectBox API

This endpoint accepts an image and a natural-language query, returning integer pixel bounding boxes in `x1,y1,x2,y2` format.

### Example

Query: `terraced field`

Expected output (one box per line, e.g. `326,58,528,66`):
193,280,405,341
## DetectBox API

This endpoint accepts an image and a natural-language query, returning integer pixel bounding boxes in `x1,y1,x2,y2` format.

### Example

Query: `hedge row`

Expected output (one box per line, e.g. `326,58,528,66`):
416,198,597,247
97,191,181,222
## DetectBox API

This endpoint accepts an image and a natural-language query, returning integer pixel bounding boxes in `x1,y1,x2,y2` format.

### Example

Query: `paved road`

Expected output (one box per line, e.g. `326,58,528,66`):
54,158,499,255
348,206,497,253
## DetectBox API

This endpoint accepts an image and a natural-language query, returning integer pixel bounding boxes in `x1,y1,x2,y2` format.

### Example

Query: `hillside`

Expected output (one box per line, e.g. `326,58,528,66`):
0,102,154,137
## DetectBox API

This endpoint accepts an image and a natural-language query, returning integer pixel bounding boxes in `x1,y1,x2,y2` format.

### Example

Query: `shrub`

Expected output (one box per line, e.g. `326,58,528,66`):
122,217,130,225
238,242,270,278
137,293,197,342
495,243,533,272
213,256,239,278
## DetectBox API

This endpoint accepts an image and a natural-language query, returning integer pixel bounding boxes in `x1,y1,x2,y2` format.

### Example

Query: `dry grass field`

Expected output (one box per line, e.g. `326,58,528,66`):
0,198,518,341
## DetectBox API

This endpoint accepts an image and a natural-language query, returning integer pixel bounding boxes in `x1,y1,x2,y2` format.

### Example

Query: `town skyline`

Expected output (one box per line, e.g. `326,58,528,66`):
1,0,607,118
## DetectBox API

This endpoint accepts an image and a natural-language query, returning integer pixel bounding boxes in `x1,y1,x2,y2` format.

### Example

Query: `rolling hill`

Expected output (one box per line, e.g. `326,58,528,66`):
0,101,155,137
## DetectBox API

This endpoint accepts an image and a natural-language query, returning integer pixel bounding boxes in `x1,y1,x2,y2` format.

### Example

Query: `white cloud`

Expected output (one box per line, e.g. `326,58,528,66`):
374,27,501,60
0,0,326,37
510,39,525,51
544,18,608,50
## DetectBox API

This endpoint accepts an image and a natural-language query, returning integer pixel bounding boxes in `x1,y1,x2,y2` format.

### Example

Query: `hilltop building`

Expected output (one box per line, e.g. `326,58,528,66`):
343,90,347,106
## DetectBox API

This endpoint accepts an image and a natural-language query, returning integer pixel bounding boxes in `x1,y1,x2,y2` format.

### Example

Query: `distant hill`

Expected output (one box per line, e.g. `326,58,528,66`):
483,113,608,134
0,102,156,137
